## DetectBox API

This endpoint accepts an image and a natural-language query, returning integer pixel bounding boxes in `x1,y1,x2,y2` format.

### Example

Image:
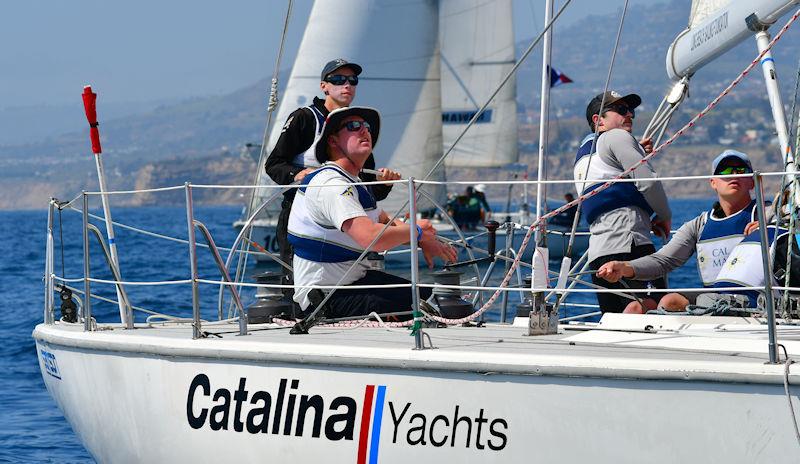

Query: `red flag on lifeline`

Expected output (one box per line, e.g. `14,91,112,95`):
82,85,102,154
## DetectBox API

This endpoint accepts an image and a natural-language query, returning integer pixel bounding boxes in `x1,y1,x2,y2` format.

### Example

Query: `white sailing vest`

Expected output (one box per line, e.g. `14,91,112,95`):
573,132,654,224
287,164,380,263
695,200,756,286
291,105,326,168
712,226,782,307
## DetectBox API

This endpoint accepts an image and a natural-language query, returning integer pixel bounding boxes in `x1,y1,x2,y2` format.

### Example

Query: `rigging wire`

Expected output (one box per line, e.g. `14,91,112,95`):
565,0,631,256
782,357,800,446
232,0,296,302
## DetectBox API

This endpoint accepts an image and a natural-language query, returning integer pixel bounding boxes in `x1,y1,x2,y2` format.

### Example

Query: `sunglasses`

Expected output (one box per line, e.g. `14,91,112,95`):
716,166,752,176
338,120,371,134
603,103,634,118
324,74,359,86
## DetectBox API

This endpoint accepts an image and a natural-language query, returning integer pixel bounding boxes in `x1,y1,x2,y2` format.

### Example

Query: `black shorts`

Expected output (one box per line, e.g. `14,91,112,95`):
318,270,433,319
590,244,667,313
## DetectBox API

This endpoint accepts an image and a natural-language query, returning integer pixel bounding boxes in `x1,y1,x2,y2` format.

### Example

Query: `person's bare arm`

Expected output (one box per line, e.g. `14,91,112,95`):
341,217,455,267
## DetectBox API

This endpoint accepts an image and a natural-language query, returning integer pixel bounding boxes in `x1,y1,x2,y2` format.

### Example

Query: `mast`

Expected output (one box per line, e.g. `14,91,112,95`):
753,27,794,174
535,0,553,248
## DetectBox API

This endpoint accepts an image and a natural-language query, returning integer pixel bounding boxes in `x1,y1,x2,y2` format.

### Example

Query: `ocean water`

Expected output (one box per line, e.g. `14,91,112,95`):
0,199,709,462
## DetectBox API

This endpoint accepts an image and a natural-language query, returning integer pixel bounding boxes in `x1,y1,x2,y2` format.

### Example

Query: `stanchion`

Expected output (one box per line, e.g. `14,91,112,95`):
185,183,201,339
754,172,779,363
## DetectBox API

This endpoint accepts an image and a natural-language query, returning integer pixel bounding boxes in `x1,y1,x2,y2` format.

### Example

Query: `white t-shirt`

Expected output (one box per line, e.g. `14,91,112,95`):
292,167,375,310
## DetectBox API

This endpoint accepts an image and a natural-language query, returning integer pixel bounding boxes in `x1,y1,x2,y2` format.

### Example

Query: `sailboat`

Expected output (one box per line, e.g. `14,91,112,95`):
239,0,588,263
33,0,800,462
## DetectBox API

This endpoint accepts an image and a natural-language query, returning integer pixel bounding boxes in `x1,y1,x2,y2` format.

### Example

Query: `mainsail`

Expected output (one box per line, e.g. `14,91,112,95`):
257,0,443,215
440,0,518,168
688,0,731,28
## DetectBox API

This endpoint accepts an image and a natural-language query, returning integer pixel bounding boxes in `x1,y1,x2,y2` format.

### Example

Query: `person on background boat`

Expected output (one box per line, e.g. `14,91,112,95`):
288,106,456,317
550,192,581,227
574,90,672,313
596,150,764,313
265,59,400,305
472,184,492,218
448,186,486,230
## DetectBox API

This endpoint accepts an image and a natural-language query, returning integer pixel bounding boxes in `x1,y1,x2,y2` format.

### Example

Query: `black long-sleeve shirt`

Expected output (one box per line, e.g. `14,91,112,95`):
264,97,392,201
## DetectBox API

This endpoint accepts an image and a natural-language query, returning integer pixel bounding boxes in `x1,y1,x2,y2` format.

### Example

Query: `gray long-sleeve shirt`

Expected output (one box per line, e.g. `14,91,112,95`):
629,214,703,281
629,202,768,281
586,129,672,261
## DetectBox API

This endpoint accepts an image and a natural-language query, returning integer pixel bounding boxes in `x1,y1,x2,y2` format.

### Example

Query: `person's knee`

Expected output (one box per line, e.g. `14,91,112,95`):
622,298,657,314
622,301,644,314
658,293,689,311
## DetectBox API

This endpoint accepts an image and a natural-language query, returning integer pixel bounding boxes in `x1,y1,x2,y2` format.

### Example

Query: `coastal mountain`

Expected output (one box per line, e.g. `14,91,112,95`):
2,0,798,209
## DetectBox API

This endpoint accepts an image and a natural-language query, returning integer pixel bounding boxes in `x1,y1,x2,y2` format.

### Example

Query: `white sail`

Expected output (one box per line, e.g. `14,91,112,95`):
261,0,443,214
688,0,731,28
440,0,518,168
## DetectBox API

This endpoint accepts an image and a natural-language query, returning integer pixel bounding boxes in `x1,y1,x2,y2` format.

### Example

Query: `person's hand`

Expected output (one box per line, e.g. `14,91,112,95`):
377,168,401,182
294,168,314,182
596,261,634,283
651,218,671,239
744,220,760,235
639,137,653,154
420,239,457,268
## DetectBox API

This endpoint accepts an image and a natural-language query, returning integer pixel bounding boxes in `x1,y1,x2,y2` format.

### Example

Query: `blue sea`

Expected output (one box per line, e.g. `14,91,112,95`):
0,199,709,462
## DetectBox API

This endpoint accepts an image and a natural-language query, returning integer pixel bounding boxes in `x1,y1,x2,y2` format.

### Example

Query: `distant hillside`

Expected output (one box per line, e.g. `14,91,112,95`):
2,0,798,210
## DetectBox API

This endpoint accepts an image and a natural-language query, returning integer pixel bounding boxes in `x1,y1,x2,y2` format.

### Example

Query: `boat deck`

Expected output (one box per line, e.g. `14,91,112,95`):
34,313,800,385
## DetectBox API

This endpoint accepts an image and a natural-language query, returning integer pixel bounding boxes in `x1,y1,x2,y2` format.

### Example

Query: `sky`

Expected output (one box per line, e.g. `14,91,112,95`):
1,0,658,109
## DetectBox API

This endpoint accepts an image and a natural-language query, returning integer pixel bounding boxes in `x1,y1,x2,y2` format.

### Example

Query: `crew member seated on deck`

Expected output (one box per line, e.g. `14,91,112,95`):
287,106,457,318
596,150,766,313
575,90,672,313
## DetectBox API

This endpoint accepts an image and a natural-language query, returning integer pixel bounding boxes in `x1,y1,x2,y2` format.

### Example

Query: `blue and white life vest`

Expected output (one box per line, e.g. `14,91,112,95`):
695,200,756,286
573,132,654,224
712,226,782,307
291,105,326,168
287,164,380,263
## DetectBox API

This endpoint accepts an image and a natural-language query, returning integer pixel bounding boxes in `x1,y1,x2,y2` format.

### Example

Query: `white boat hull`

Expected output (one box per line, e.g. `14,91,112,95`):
34,319,800,463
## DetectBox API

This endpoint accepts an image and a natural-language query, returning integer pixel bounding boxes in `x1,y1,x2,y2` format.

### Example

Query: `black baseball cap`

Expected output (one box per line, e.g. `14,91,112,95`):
320,59,363,81
315,106,381,164
585,90,642,129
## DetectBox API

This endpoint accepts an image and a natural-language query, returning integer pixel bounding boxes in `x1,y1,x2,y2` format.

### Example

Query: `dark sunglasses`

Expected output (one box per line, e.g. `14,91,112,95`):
324,74,359,86
338,120,371,133
603,103,634,118
716,166,752,176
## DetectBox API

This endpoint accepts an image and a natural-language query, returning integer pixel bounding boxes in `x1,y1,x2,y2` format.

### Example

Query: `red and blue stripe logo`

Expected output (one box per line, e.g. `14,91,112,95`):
357,385,387,464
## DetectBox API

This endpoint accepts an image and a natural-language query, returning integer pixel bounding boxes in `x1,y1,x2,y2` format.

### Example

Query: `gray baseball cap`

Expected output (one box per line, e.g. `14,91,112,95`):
320,59,362,81
585,90,641,129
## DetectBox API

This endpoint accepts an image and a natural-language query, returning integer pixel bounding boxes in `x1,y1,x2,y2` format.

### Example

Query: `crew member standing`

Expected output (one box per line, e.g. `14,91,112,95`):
574,90,672,312
265,59,399,304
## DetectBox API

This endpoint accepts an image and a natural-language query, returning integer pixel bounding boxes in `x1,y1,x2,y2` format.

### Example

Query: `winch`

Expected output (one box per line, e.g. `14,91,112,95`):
247,272,295,323
428,270,474,320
